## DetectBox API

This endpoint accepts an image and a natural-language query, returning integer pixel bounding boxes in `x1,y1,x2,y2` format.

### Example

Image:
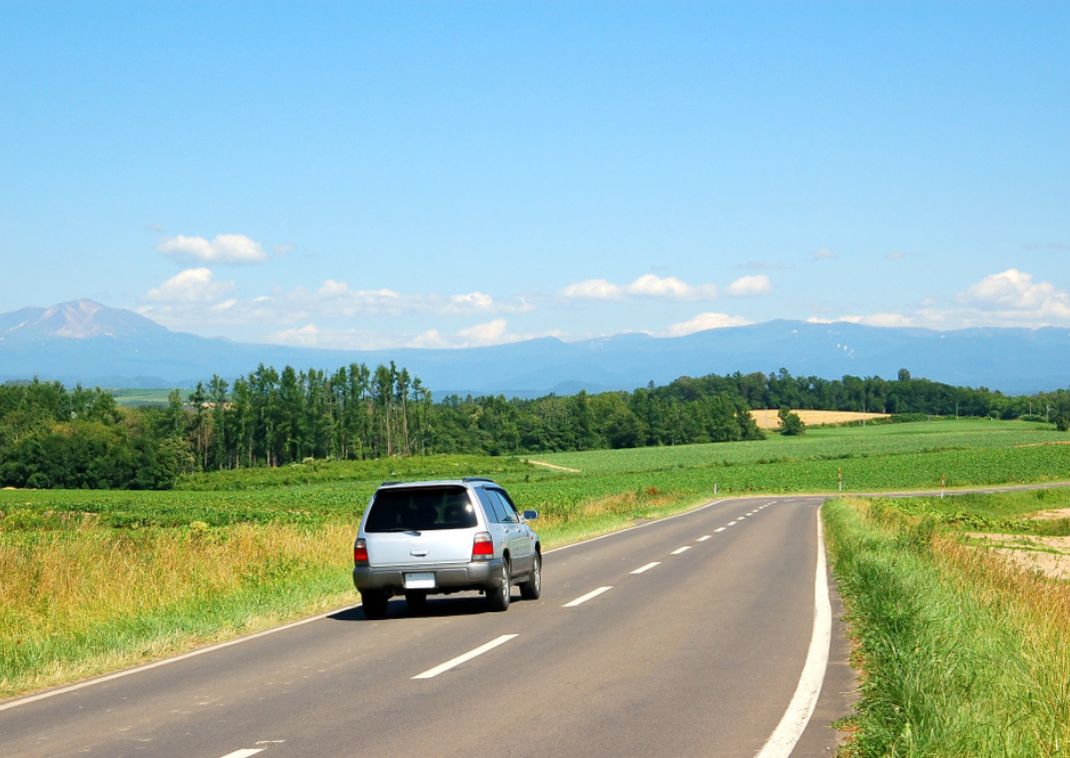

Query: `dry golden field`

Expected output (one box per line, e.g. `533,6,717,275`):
748,409,891,429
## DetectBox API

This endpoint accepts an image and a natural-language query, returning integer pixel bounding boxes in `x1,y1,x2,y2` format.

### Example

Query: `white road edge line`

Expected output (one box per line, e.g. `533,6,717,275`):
0,601,363,713
563,586,613,608
412,634,518,680
630,561,661,575
697,535,711,542
220,750,264,758
756,505,832,758
671,546,691,555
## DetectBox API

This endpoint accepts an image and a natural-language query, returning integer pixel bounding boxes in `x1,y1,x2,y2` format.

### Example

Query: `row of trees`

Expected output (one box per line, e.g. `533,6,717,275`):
177,362,432,471
2,366,1069,489
0,381,179,489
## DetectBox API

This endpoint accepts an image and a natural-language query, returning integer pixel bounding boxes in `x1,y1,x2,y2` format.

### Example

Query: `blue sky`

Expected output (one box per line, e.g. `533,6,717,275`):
2,2,1068,348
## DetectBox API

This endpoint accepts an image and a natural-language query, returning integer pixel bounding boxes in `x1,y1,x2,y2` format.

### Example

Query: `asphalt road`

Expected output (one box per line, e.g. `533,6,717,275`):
0,496,854,757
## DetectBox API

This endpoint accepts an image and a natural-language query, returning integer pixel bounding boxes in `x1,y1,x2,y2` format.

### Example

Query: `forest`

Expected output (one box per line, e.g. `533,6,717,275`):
1,363,1068,490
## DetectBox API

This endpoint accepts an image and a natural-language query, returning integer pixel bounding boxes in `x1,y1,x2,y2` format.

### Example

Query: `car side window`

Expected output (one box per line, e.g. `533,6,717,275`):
475,488,507,523
489,489,519,523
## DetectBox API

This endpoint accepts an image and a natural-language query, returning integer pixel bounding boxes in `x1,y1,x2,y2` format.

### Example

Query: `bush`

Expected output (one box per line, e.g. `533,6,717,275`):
777,407,805,436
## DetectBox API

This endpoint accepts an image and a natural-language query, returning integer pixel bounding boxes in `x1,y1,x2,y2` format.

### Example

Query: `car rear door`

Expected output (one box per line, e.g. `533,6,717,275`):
487,488,533,573
363,486,477,567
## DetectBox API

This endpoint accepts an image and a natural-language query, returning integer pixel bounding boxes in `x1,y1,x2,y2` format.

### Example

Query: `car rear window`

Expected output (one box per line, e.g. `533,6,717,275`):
365,486,478,532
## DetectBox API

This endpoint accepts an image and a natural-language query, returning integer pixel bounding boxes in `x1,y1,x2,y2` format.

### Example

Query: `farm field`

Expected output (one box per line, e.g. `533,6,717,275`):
748,408,890,429
2,418,1070,699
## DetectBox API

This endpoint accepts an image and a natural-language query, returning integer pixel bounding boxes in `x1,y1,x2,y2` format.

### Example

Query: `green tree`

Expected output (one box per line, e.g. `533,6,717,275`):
778,406,806,436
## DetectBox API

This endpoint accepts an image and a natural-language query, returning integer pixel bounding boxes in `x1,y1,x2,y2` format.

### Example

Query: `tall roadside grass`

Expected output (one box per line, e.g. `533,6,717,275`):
0,521,355,698
824,498,1070,756
0,485,705,699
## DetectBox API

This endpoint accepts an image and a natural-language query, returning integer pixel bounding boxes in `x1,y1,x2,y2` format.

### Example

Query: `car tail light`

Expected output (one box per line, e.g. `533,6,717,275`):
472,531,493,561
354,538,369,566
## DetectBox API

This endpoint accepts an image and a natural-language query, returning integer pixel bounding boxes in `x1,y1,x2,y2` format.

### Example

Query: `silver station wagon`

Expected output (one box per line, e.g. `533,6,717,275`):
352,478,541,617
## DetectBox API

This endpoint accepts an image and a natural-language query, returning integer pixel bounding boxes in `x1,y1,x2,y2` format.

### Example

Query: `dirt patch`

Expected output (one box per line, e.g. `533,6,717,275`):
1014,441,1070,448
527,460,581,474
968,532,1070,580
1025,507,1070,521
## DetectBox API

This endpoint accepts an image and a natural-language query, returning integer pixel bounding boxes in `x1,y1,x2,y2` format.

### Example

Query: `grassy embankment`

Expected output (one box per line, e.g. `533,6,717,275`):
2,418,1069,699
824,489,1070,756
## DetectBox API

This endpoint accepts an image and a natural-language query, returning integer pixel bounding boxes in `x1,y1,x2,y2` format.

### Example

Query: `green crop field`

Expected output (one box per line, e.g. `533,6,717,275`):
107,387,177,407
3,418,1070,699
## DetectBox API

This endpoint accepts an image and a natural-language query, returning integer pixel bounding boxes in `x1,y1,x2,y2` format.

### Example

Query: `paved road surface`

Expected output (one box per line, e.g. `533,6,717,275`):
0,496,854,757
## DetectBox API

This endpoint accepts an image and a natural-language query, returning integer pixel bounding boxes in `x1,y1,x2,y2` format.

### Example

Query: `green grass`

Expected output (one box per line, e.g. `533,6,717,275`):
535,418,1059,474
0,522,357,697
3,419,1070,700
825,497,1070,756
882,488,1070,537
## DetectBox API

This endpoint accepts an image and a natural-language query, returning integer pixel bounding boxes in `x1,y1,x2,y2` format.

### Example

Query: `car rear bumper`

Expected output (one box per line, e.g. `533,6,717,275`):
353,559,503,594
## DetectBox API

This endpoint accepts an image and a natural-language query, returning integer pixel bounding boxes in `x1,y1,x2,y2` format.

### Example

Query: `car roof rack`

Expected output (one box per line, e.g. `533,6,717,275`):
461,476,496,483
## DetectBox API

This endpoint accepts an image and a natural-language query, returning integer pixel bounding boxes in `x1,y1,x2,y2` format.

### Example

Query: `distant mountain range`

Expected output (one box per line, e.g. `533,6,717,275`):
1,299,1068,396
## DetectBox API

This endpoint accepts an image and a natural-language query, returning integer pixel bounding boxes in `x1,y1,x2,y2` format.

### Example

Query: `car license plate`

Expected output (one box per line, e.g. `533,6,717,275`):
404,572,436,590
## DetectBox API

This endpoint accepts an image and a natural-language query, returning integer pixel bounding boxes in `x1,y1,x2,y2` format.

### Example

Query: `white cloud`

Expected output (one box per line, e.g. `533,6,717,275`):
562,278,624,300
807,313,916,328
301,280,523,318
450,291,495,310
667,312,751,337
861,312,916,327
146,268,234,302
805,270,1070,331
960,268,1070,320
458,318,509,345
562,274,717,301
726,274,772,297
317,279,351,297
409,329,452,349
627,274,705,298
138,271,536,342
157,233,268,264
273,323,320,346
210,298,238,311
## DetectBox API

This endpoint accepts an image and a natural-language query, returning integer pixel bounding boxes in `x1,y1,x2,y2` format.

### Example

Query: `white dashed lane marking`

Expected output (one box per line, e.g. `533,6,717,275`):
220,750,263,758
412,635,519,679
697,535,711,542
631,562,661,575
563,586,613,608
715,527,726,533
671,546,691,555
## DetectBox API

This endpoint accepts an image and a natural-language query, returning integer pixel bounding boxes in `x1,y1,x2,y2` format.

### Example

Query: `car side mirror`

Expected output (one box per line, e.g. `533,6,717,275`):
522,509,538,521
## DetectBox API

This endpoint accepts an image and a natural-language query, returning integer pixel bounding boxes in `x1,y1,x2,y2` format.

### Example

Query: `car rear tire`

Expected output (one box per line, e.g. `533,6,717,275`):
519,553,541,600
361,589,389,619
487,562,511,612
405,590,427,613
